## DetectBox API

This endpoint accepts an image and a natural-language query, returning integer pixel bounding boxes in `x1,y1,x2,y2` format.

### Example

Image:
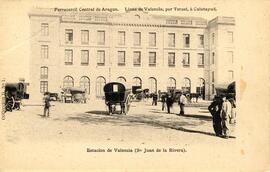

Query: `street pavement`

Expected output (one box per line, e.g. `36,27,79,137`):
0,99,238,170
0,99,236,144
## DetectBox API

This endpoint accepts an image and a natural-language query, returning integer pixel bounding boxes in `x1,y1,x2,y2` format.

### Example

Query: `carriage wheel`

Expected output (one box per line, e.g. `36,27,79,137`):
74,99,80,103
5,97,15,112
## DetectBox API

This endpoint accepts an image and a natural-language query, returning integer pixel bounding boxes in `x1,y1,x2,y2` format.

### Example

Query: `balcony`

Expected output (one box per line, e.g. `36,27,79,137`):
97,62,105,66
197,64,204,68
183,64,190,68
149,63,156,67
133,63,141,67
65,62,73,65
118,63,125,66
81,62,89,66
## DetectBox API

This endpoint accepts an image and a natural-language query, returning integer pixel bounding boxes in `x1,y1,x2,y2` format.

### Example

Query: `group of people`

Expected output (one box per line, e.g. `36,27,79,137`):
208,94,236,139
160,92,188,115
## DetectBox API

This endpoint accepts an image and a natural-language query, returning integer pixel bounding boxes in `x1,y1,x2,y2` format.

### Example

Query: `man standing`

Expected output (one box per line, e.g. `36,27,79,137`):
228,98,236,124
220,95,232,138
179,93,187,115
43,92,51,117
161,93,167,111
208,95,223,136
166,93,173,114
152,93,158,106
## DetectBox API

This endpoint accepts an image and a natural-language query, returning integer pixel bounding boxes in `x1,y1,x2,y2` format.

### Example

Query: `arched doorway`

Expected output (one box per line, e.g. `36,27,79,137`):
63,76,74,88
148,77,157,93
132,77,142,94
167,77,176,92
96,76,106,98
80,76,90,94
182,77,191,93
117,76,126,85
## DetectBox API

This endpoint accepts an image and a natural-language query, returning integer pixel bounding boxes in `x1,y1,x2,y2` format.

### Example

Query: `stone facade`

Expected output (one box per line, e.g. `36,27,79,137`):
28,8,235,101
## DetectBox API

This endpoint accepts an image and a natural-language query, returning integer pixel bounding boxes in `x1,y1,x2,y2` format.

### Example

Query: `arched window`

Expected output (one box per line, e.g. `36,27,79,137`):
182,77,191,93
63,76,74,88
167,77,176,90
117,76,126,84
96,76,106,98
80,76,90,94
133,77,142,87
196,78,205,99
148,77,157,93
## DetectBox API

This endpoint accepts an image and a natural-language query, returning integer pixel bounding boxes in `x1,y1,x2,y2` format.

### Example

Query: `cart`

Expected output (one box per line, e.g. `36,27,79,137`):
5,82,29,112
215,81,236,100
103,82,132,115
61,87,86,103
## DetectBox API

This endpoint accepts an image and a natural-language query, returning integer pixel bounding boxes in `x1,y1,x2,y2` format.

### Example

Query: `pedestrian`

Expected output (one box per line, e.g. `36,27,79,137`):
228,97,236,124
43,92,51,117
179,93,187,115
208,95,223,136
152,92,158,106
161,93,167,111
166,93,173,114
220,95,232,139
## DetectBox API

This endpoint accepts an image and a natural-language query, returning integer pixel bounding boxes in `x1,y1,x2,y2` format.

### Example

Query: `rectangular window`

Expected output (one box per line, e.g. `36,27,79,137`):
212,71,215,82
183,53,190,67
166,19,178,24
65,29,73,44
198,34,204,47
81,50,89,65
118,51,125,66
212,52,215,64
228,31,233,43
41,23,49,36
40,81,48,93
168,52,175,66
149,52,156,66
41,45,48,59
198,53,204,67
97,30,105,45
183,34,190,48
149,32,156,47
212,84,215,94
65,49,73,65
212,33,215,44
228,70,234,80
227,51,234,64
118,31,125,45
133,32,141,46
168,33,175,47
40,67,48,79
81,30,89,44
97,50,105,65
133,51,141,66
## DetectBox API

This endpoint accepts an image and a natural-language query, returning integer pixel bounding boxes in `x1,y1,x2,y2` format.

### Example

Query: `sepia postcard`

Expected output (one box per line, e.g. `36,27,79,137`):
0,0,269,171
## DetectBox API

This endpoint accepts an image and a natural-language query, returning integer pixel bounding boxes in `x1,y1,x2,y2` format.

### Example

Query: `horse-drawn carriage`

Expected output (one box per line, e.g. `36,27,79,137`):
103,82,132,115
61,87,87,103
5,82,29,112
215,81,236,100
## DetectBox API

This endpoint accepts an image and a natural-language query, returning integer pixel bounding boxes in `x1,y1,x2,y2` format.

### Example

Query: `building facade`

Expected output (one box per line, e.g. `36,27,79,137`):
28,8,235,101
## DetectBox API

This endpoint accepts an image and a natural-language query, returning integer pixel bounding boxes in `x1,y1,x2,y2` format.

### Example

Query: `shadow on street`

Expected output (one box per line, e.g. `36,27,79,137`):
63,111,227,138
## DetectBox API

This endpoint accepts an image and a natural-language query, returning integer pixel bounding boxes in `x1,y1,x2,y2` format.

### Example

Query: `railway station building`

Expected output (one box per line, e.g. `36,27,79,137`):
28,8,235,101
